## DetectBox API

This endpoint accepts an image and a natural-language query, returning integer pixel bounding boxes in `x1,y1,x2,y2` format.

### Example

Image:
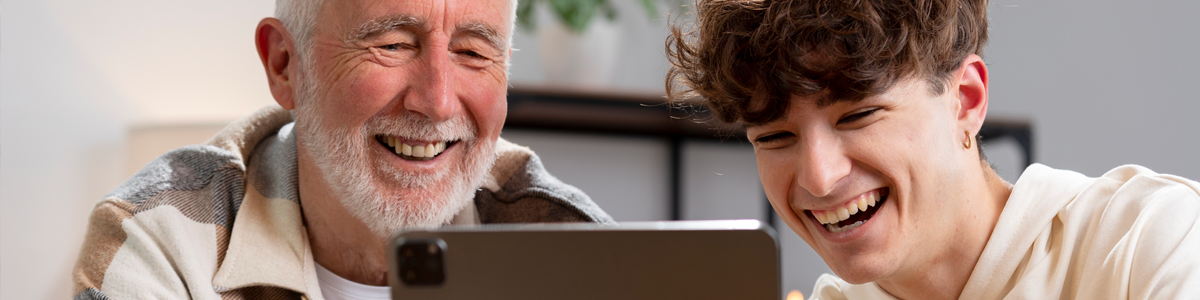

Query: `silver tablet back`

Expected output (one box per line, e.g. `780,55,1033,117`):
388,220,780,300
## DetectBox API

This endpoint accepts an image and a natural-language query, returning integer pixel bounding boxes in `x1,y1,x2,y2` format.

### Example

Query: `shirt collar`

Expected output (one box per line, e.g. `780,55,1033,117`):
212,121,320,295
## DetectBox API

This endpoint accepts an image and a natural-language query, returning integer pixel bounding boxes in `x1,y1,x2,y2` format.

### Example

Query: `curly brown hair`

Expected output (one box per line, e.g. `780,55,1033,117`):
666,0,989,125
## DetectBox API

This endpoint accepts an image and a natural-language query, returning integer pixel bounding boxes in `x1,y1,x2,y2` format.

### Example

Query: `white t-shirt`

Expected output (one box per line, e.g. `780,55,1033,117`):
310,203,480,300
315,262,390,300
809,164,1200,299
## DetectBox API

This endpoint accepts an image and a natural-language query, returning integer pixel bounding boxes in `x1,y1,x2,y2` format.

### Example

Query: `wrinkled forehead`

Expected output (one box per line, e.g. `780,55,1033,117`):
319,0,514,43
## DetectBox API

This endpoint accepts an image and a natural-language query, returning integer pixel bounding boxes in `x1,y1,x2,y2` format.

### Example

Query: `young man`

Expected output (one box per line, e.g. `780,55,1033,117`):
667,0,1200,299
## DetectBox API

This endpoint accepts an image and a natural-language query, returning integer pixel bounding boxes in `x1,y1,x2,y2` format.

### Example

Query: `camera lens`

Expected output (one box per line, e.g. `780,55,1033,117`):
397,239,446,286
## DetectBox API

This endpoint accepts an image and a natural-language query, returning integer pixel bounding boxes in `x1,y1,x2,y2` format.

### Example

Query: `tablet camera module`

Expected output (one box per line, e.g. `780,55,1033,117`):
397,239,447,285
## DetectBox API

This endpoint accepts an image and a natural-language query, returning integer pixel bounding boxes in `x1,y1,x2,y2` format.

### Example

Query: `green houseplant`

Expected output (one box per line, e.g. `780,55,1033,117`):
516,0,666,33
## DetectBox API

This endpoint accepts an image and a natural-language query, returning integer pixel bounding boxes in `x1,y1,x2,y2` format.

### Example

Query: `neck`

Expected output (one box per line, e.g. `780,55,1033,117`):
877,163,1013,300
297,148,390,286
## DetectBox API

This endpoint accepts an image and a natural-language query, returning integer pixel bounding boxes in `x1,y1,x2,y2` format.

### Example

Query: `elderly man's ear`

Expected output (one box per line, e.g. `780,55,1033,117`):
256,18,298,110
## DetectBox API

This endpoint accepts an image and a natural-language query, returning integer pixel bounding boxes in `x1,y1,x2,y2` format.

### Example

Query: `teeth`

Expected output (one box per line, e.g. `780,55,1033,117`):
811,190,884,226
412,144,425,157
383,136,449,159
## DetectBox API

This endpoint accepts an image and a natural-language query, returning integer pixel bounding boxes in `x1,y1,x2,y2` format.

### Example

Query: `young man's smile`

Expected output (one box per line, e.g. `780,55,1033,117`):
805,187,889,234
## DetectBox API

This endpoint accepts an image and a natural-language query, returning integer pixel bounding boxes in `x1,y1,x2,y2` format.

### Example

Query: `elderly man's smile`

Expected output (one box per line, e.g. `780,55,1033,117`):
375,134,458,161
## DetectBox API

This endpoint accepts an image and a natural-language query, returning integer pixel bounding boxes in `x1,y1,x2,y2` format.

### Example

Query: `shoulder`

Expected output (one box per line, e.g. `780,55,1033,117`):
106,105,294,218
1065,165,1200,298
109,145,245,209
1028,164,1200,260
1094,164,1200,202
1009,163,1200,226
1073,165,1200,230
74,144,249,299
475,138,615,224
108,105,294,215
971,164,1200,299
74,106,294,298
1091,164,1200,250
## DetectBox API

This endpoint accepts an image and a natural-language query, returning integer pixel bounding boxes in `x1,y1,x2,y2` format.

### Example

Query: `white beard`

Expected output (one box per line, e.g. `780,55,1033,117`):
292,71,497,239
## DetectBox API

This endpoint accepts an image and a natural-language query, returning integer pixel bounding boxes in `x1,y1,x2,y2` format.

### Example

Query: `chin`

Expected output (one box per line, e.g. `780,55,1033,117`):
367,180,474,228
811,240,905,284
831,265,889,284
347,140,495,237
824,255,895,284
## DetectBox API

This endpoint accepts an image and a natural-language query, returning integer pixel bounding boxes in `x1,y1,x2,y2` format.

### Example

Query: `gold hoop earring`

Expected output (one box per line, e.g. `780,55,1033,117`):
963,130,972,149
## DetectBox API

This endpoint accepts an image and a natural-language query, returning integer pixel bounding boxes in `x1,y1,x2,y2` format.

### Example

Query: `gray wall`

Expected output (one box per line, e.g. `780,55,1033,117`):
985,1,1200,179
3,0,1199,299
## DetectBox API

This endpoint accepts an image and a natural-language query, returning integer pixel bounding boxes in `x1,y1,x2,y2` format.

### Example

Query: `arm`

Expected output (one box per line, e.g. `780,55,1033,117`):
73,197,204,299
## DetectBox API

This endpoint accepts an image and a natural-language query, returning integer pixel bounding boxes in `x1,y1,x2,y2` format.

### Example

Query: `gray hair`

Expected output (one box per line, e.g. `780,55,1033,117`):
274,0,518,65
275,0,322,63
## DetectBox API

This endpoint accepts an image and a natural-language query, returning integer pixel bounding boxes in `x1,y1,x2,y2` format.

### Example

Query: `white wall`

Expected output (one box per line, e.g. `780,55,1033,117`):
1,1,275,299
508,0,675,92
3,0,1199,299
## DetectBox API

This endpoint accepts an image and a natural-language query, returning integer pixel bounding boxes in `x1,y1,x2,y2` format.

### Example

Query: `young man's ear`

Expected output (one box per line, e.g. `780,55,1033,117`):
256,18,298,110
955,54,989,134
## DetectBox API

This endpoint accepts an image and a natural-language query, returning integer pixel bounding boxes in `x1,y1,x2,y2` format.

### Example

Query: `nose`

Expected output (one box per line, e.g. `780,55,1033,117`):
795,131,851,198
405,46,461,123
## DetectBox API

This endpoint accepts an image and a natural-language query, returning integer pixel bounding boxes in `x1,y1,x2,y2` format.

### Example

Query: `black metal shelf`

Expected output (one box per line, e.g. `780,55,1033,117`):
506,86,1033,224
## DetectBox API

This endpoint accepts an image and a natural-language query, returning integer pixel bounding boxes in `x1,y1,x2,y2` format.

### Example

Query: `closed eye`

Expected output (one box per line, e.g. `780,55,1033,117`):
458,50,485,58
379,43,413,51
837,107,880,125
754,132,794,144
453,48,496,68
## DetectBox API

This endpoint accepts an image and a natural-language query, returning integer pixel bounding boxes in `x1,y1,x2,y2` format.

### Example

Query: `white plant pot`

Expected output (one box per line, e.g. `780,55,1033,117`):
535,7,622,88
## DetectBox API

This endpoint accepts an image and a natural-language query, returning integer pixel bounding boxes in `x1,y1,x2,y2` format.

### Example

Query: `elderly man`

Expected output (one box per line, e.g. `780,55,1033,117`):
72,0,612,298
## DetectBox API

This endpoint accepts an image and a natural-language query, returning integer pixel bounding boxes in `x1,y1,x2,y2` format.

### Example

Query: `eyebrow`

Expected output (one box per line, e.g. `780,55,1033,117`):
816,94,862,108
347,15,425,43
455,22,507,53
346,15,507,53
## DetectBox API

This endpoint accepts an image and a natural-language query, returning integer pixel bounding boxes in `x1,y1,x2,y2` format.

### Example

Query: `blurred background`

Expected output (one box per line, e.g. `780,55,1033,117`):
3,0,1199,298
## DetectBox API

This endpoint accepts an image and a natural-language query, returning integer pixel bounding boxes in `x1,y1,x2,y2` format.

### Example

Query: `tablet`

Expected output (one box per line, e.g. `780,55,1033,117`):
388,219,780,300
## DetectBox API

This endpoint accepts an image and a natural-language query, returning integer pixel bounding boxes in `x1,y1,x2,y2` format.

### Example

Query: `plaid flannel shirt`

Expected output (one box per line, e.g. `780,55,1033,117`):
73,106,613,299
